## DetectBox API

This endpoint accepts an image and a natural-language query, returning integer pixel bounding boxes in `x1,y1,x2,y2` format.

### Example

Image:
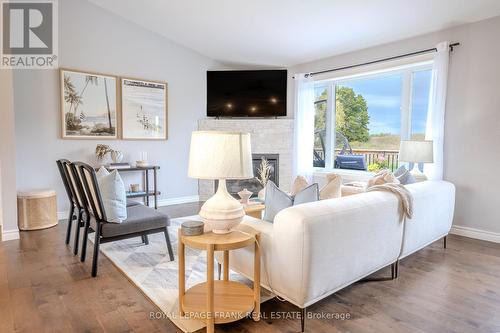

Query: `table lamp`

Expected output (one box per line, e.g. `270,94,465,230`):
399,140,434,181
188,131,253,234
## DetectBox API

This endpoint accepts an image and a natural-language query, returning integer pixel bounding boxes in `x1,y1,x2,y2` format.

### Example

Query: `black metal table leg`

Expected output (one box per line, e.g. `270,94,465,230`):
153,167,158,209
145,169,149,207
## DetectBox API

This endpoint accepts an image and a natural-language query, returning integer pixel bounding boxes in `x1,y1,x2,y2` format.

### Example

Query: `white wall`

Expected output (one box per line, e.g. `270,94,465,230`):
290,16,500,237
0,69,19,240
13,0,221,213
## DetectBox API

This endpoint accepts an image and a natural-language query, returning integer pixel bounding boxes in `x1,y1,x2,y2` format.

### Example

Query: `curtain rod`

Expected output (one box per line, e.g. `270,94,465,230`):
304,42,460,78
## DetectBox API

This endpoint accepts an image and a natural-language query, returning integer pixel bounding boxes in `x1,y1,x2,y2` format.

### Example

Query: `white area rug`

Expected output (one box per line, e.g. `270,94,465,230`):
92,216,273,332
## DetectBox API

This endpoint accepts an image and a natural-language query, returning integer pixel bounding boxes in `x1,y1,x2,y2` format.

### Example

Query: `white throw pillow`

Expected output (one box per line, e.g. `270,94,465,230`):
263,181,319,222
96,167,127,223
292,173,342,199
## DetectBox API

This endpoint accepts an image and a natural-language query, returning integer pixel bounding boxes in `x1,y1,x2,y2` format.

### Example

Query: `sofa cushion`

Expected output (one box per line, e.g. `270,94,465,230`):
291,176,309,195
126,199,141,207
319,173,342,200
293,173,342,200
263,181,293,222
92,205,169,238
294,184,319,205
263,181,319,222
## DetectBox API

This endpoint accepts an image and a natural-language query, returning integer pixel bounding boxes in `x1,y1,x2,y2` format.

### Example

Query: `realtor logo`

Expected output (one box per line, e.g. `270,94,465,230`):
1,0,58,69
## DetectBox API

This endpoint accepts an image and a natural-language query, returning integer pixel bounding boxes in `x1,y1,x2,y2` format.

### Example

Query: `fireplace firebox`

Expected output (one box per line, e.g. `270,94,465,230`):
215,154,279,198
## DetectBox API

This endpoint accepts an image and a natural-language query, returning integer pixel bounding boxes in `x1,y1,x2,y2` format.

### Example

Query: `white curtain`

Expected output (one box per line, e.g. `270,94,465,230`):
293,73,315,182
424,41,450,180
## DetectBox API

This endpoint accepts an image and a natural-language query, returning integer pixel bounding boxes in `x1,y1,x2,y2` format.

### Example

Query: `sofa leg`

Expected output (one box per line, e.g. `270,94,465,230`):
301,307,306,332
443,236,447,249
359,261,398,282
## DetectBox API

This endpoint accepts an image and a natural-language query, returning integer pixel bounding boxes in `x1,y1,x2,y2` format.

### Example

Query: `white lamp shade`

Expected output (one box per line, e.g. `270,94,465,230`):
188,131,253,180
399,140,434,163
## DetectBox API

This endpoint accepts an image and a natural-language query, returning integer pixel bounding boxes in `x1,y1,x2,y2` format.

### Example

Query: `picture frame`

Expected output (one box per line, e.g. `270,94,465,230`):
120,77,168,140
60,68,119,139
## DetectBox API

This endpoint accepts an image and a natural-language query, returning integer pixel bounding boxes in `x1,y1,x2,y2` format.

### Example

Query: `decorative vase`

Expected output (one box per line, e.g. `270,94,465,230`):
258,186,266,202
111,150,123,163
238,188,252,204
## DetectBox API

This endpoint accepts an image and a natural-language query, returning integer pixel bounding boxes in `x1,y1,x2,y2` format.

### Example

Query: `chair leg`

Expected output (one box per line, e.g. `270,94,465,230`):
394,260,399,279
164,228,174,261
91,225,101,277
301,307,306,332
141,234,149,245
80,213,90,262
73,209,83,255
443,236,447,249
65,205,75,245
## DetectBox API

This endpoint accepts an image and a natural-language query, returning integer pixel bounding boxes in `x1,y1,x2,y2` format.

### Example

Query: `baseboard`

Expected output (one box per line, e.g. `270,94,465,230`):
57,195,200,220
57,211,69,220
450,225,500,244
2,228,20,241
148,195,200,208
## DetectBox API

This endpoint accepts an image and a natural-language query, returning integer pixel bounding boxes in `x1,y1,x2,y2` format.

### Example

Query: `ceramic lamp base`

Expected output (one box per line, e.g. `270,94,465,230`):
199,179,244,234
410,164,428,182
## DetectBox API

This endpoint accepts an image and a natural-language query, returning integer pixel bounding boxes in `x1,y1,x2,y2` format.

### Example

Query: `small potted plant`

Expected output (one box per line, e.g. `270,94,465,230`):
256,158,271,201
95,144,123,164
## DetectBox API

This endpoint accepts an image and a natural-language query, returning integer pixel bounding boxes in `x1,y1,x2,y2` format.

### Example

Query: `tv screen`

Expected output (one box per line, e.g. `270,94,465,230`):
207,70,287,117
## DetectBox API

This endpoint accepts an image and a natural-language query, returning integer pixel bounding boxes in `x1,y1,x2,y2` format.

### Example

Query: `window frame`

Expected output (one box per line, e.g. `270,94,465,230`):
313,61,433,171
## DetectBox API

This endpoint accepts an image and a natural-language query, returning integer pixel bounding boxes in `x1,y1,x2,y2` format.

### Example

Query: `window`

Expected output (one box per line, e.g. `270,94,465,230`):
410,69,432,140
314,87,328,167
313,64,432,172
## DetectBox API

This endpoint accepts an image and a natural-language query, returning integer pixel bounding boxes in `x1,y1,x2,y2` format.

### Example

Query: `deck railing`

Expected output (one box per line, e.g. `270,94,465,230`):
315,148,400,171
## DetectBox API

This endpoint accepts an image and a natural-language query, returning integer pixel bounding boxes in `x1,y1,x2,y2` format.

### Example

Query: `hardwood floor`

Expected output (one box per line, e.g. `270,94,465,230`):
1,202,500,332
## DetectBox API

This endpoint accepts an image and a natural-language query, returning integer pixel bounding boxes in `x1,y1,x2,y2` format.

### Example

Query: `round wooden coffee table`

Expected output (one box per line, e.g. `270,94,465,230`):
178,223,261,333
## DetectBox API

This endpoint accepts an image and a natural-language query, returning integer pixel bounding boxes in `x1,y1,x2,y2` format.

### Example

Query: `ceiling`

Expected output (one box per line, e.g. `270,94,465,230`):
88,0,500,67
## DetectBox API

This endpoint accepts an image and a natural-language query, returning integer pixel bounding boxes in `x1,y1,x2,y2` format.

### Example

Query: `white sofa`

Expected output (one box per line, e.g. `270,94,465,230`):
219,180,455,311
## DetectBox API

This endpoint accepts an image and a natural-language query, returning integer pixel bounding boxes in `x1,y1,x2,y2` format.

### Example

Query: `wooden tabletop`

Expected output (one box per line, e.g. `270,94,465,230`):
180,224,259,251
242,203,265,212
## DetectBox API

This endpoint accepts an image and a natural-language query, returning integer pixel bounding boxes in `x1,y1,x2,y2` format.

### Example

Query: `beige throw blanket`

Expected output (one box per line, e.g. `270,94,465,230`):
366,183,413,222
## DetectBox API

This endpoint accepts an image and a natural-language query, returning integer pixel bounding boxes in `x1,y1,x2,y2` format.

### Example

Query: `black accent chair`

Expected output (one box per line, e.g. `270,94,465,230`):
71,162,174,277
56,159,86,255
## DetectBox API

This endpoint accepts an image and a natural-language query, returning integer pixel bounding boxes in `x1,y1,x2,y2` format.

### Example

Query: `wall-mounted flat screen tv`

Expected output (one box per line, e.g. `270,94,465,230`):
207,70,287,117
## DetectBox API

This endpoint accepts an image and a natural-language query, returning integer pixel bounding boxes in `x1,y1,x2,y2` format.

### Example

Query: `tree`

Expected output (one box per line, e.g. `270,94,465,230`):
103,78,113,131
314,88,327,148
335,87,370,142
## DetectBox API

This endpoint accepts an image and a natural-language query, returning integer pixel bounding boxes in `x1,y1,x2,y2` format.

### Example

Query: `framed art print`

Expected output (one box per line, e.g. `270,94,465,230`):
121,78,168,140
60,69,119,139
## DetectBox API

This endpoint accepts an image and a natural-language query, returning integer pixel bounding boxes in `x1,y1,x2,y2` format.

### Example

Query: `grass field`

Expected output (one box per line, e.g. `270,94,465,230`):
350,133,425,150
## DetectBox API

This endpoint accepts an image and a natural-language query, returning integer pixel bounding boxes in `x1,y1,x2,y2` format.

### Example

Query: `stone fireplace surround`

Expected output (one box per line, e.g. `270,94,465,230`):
198,118,294,201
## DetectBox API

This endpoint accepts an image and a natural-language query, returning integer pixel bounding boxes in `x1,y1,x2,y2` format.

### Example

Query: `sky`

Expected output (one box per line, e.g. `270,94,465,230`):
338,69,431,135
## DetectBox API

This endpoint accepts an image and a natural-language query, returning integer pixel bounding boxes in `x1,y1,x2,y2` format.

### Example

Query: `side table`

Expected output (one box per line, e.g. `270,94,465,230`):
17,190,58,230
243,203,265,219
178,224,261,333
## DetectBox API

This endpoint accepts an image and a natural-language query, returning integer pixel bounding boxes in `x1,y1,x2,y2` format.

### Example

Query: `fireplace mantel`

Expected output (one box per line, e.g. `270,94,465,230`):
198,118,294,200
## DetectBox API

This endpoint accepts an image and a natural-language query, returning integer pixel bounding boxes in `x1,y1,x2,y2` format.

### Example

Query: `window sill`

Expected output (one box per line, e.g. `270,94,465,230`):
313,168,374,182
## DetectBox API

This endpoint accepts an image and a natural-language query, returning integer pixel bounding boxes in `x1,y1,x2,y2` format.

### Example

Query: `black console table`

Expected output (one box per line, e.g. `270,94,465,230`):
104,166,160,209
